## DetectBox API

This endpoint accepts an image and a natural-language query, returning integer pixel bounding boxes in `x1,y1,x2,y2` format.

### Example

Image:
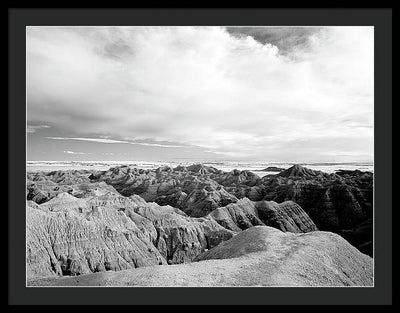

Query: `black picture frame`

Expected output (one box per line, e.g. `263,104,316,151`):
8,6,393,307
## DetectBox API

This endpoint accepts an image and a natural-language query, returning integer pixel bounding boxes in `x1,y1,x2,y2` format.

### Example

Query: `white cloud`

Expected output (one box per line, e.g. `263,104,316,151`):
133,142,185,148
63,150,89,155
27,124,50,133
48,137,130,144
27,26,373,162
46,136,185,148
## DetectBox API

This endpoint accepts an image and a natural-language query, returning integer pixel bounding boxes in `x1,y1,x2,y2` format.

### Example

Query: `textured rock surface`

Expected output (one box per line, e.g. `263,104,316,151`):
26,192,234,279
28,226,373,287
207,198,317,233
257,165,373,255
121,195,235,264
208,164,372,255
26,196,166,279
260,166,285,172
27,164,373,255
27,169,119,204
90,165,239,216
89,164,372,236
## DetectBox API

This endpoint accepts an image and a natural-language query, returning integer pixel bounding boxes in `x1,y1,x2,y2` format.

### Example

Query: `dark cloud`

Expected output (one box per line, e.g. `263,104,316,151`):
226,26,323,55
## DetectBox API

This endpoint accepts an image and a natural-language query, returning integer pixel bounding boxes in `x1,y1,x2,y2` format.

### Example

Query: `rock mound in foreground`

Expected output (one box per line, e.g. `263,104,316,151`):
28,226,373,287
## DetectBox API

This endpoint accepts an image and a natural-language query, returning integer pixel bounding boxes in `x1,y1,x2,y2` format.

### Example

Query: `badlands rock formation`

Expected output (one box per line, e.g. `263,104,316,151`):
27,169,119,204
26,163,374,285
208,198,317,233
27,192,234,279
29,226,373,287
89,165,239,216
259,165,373,255
260,166,286,172
86,164,373,255
26,191,316,279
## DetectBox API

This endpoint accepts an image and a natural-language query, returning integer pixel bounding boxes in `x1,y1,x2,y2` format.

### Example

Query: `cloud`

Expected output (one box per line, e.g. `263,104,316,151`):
63,150,89,155
226,26,323,55
133,142,185,148
48,137,130,144
27,26,374,162
46,136,185,148
27,124,50,133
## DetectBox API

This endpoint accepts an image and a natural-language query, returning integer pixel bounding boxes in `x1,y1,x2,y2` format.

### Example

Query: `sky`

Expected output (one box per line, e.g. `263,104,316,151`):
27,26,374,163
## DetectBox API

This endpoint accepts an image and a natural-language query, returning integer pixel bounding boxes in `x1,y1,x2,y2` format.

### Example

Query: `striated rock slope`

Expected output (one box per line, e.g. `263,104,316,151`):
259,165,373,255
27,169,119,204
27,195,165,278
89,164,239,216
207,198,317,233
215,164,373,255
29,226,373,287
26,192,234,279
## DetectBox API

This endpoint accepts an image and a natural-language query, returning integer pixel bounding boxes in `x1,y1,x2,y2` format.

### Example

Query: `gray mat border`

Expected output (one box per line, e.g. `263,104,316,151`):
9,8,392,305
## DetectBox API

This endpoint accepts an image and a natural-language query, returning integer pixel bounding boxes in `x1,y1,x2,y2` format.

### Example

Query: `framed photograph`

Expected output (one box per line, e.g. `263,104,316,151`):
9,6,392,307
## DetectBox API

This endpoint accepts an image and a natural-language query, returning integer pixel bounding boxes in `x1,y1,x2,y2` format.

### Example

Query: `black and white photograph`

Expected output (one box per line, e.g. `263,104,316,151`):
25,25,375,287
